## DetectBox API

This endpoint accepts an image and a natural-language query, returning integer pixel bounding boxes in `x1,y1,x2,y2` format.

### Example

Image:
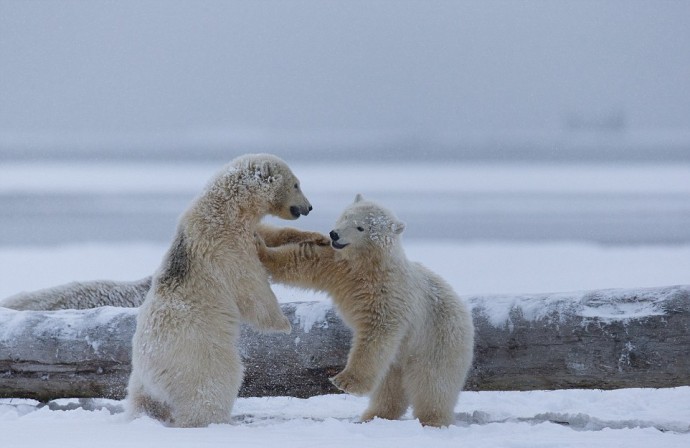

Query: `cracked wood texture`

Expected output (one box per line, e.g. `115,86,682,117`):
1,285,688,401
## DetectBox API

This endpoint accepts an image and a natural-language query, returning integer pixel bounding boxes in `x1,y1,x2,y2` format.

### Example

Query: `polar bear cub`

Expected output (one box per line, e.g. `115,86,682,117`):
256,195,474,427
127,154,312,427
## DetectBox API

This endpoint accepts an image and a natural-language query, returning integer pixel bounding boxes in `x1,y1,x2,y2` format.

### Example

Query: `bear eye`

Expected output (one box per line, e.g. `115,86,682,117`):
356,226,364,232
294,183,299,190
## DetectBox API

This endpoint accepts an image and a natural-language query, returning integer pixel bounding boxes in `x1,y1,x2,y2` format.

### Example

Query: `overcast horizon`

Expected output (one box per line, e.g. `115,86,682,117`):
1,0,689,150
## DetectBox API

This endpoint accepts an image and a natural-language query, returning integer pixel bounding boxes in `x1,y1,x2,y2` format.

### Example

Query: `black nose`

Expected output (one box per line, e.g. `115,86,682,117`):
308,205,313,211
329,230,339,241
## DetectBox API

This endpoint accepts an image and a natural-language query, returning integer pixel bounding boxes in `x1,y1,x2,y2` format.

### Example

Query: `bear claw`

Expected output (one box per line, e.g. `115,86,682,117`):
330,370,371,396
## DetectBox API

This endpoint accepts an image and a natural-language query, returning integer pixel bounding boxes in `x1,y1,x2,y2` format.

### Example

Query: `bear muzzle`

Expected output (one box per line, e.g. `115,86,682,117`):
329,230,349,249
290,205,312,218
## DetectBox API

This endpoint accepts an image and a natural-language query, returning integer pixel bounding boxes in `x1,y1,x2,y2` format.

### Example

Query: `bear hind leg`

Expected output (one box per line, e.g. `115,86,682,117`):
403,345,467,428
126,380,173,425
163,372,241,427
407,378,458,427
136,394,173,424
360,363,408,423
171,402,233,428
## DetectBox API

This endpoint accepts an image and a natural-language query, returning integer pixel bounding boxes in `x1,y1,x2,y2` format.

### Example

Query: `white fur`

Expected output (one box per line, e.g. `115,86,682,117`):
257,195,474,427
127,154,311,427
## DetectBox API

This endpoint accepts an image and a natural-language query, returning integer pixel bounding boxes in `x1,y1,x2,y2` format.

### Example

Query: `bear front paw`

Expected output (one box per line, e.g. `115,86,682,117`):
308,233,332,246
330,370,373,396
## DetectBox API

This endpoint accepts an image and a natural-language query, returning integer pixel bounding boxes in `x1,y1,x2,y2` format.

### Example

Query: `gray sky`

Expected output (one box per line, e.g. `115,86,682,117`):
1,0,689,136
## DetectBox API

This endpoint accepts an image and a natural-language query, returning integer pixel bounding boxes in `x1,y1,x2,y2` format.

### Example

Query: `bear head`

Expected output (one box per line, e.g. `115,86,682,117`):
235,154,312,220
328,194,405,255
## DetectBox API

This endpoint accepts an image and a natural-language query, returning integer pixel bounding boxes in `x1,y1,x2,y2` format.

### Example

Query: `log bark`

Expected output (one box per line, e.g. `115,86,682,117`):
1,285,689,401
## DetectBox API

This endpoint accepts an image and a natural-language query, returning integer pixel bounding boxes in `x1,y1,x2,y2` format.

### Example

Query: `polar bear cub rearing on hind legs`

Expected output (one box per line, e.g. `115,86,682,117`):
256,195,475,427
127,154,314,428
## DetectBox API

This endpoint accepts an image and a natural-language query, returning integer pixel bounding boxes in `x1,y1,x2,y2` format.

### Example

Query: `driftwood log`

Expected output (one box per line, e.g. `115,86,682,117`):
1,285,689,401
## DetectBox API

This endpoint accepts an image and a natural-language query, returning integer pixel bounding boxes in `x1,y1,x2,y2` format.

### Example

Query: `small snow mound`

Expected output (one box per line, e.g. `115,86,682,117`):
527,412,689,433
453,410,690,433
292,301,331,333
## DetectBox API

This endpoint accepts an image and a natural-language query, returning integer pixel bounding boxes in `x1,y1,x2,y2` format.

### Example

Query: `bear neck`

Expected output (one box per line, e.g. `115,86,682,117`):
351,242,408,275
186,181,268,237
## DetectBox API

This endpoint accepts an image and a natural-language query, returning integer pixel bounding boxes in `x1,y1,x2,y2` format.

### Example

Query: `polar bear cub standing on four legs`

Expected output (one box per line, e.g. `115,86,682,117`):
256,195,474,427
127,154,312,427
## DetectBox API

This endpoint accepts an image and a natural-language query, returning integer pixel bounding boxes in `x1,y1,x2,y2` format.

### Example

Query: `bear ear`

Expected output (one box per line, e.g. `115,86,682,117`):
258,161,273,179
391,220,406,235
354,193,364,203
249,160,276,182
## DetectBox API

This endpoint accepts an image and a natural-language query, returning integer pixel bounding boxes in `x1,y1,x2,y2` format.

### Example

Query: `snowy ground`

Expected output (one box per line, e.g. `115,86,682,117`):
1,160,689,446
2,389,689,447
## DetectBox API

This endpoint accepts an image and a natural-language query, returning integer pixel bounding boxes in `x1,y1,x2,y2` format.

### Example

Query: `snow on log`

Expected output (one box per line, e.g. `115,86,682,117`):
469,285,690,390
1,285,689,401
